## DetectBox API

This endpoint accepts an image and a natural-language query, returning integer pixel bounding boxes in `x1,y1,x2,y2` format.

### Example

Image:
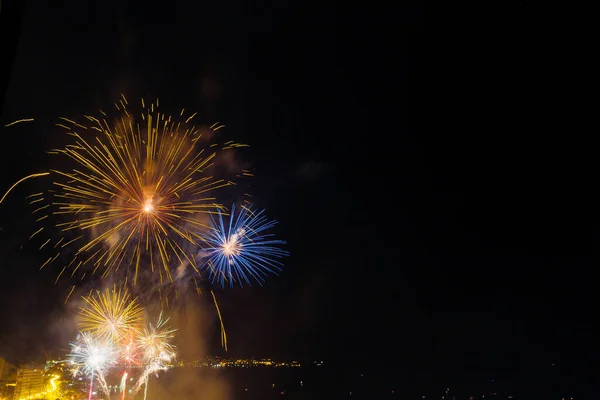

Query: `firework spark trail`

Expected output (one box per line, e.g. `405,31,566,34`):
120,371,128,400
3,118,34,127
198,204,289,287
68,332,117,399
0,172,50,204
211,290,228,351
40,95,247,287
49,374,59,392
134,312,177,398
77,284,144,345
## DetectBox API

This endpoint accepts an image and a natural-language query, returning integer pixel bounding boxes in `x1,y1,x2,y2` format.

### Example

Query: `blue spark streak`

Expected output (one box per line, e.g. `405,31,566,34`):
198,204,289,287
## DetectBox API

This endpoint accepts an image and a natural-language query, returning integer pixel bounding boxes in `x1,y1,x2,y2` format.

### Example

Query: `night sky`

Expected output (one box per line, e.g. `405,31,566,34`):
2,0,597,397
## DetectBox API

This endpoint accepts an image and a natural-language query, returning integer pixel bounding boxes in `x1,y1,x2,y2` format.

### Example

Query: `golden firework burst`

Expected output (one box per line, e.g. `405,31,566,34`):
37,95,247,285
78,284,144,344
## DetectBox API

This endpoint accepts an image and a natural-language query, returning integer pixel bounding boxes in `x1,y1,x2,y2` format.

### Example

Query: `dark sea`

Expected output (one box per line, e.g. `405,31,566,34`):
134,365,401,400
104,365,593,399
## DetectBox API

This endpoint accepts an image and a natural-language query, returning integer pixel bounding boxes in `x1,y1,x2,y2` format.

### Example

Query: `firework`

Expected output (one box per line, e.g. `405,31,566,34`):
49,374,59,391
78,285,144,344
3,118,35,128
135,312,177,399
40,95,246,286
120,371,128,400
119,328,142,367
211,290,228,350
198,203,289,287
138,312,177,367
0,172,50,205
68,332,117,399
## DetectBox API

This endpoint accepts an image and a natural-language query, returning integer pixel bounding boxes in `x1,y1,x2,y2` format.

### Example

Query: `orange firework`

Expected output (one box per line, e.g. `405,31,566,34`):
35,95,247,285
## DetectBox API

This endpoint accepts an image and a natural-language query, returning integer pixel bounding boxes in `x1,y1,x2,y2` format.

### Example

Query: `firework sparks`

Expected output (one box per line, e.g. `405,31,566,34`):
0,172,50,205
198,204,289,287
68,332,117,399
119,328,142,367
120,371,128,400
211,290,228,351
78,285,144,345
138,312,177,367
41,95,246,286
135,312,177,399
3,118,34,127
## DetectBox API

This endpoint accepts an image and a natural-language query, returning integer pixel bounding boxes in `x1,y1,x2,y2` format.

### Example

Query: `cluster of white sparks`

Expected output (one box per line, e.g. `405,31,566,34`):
69,332,116,398
69,308,176,400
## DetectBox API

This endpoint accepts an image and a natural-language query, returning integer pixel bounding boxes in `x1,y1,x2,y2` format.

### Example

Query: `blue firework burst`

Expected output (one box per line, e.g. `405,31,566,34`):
198,204,288,287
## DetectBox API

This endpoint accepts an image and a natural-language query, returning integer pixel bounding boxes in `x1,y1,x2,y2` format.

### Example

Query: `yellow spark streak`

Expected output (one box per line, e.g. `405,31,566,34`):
211,290,227,351
54,268,66,285
29,227,44,240
65,285,76,304
33,204,50,214
49,375,60,391
39,257,52,270
0,172,50,204
4,118,34,127
185,112,197,123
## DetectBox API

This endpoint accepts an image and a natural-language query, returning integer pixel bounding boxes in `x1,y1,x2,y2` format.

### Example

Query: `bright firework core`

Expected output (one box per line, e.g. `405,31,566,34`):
143,198,154,213
222,233,242,257
89,353,106,369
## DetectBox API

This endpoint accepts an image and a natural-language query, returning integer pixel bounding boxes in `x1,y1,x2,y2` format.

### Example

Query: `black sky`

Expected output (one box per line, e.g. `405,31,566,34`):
3,0,599,397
